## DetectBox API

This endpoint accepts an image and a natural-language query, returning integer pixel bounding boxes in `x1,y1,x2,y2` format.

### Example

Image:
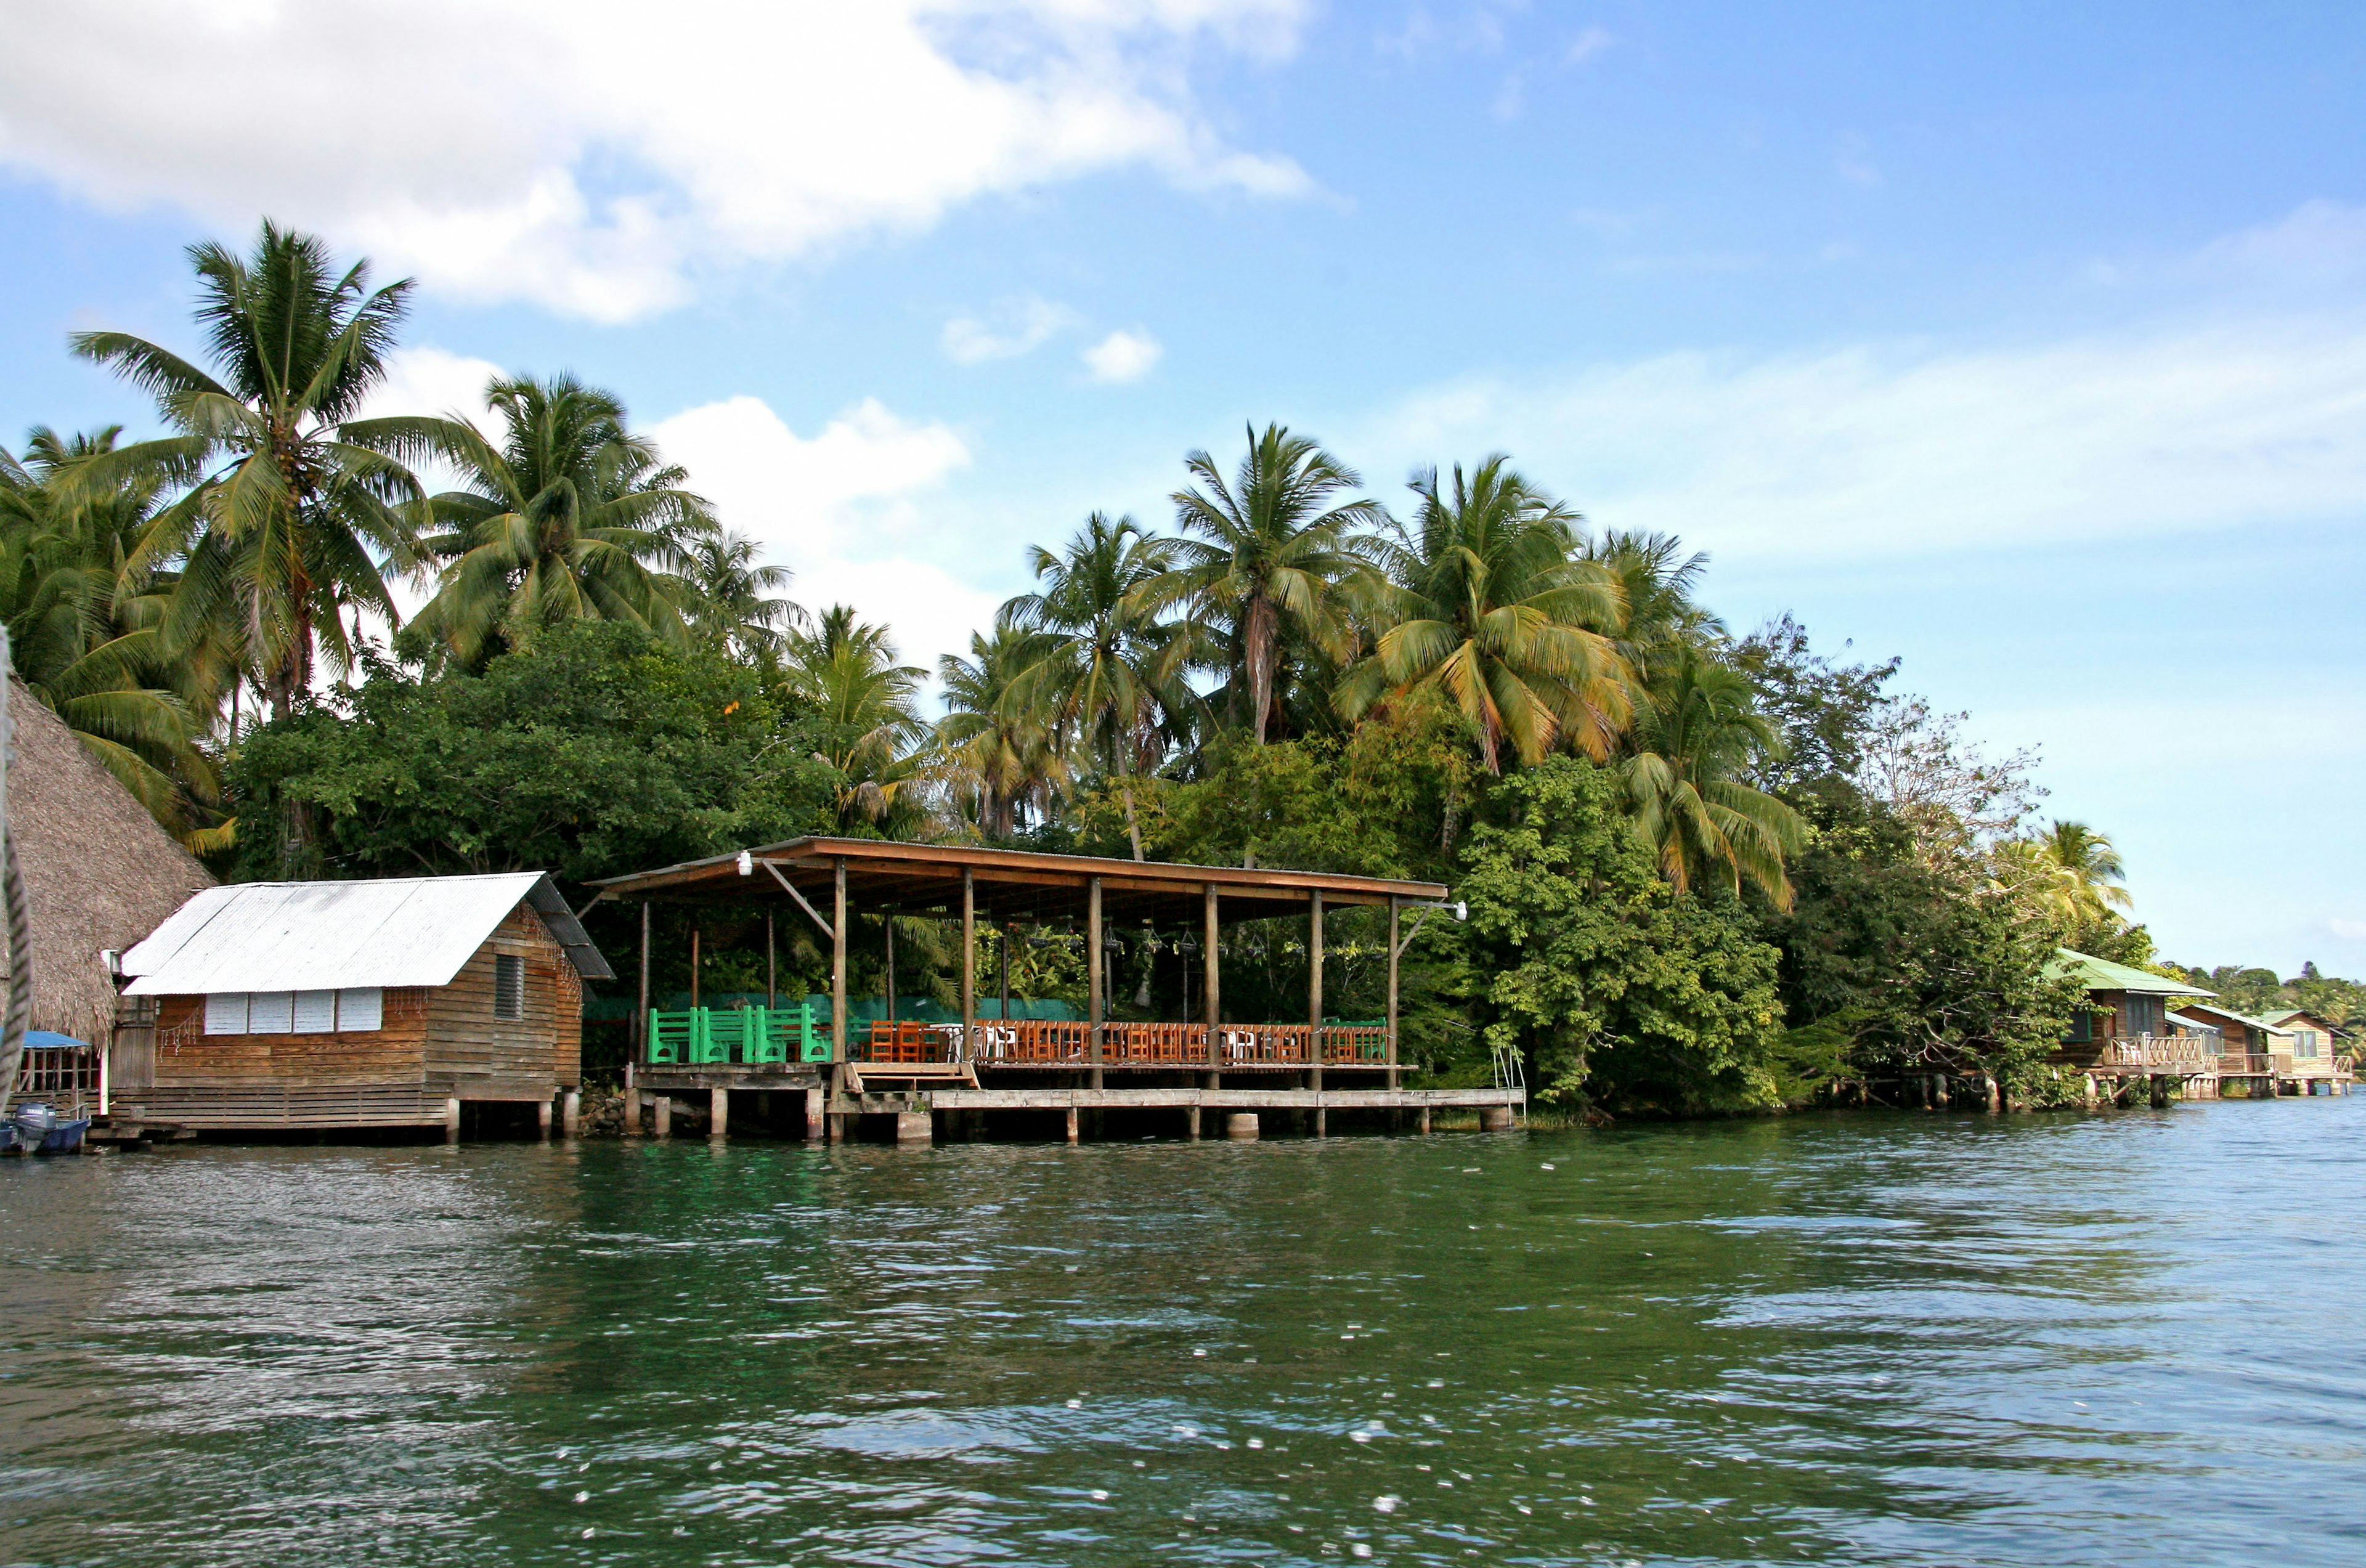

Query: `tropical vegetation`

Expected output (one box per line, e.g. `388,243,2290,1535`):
6,219,2243,1115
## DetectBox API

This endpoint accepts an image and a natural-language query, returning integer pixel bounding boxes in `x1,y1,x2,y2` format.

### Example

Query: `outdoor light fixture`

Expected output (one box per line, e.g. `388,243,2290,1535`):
736,850,754,876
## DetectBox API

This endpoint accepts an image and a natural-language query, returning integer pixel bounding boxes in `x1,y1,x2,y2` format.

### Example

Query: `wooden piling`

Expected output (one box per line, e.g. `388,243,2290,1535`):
709,1086,729,1140
444,1097,462,1144
537,1098,553,1140
561,1089,580,1139
654,1095,673,1139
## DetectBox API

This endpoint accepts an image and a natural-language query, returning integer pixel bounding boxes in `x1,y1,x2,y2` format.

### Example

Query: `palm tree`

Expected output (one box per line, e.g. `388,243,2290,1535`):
783,605,932,834
1007,511,1199,856
368,374,712,670
0,428,221,822
70,221,428,718
2031,819,2132,924
938,612,1068,838
1584,529,1725,691
1337,457,1631,774
1153,423,1383,744
1621,646,1806,906
679,529,802,659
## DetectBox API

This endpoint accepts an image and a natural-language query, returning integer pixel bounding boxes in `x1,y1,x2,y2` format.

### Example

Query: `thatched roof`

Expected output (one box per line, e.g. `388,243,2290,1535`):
6,678,215,1043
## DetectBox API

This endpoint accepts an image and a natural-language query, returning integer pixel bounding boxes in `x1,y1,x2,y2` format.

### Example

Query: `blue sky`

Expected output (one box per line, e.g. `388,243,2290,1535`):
3,1,2363,969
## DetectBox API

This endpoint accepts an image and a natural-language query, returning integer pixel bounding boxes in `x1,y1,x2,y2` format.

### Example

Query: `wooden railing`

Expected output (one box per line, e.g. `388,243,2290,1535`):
2220,1053,2272,1074
868,1020,1392,1068
15,1044,99,1107
2097,1036,2216,1070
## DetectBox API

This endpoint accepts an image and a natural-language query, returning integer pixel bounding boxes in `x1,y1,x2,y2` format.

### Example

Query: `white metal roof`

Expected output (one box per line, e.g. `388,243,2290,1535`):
121,872,614,995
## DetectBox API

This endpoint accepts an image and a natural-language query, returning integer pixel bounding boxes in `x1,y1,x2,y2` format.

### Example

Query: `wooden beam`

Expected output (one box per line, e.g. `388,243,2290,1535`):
1386,895,1400,1091
1204,883,1219,1071
766,911,776,1009
762,859,835,940
635,901,651,1075
1087,875,1104,1086
831,858,848,1067
961,869,976,1048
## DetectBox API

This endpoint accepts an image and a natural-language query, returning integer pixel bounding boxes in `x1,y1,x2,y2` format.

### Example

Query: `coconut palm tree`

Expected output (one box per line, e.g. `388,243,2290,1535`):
938,612,1068,838
1621,645,1806,906
2030,819,2132,924
368,374,712,670
1006,511,1200,856
783,604,932,834
0,428,224,824
1153,423,1383,744
1337,457,1631,774
1584,529,1725,692
70,221,427,718
679,528,802,660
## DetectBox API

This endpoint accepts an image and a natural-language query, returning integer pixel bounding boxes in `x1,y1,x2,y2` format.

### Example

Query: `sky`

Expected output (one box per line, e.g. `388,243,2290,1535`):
2,0,2362,971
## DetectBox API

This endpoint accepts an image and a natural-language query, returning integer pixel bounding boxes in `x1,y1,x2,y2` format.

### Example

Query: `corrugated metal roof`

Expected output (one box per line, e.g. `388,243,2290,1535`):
2177,1001,2295,1038
121,873,613,995
2051,948,2214,997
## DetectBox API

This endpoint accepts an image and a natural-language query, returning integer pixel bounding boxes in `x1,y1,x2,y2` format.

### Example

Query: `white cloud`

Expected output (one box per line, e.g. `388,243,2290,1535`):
2329,919,2366,943
1082,327,1164,383
1348,313,2366,566
356,346,504,431
941,296,1080,364
649,393,994,677
1565,25,1614,65
0,0,1314,321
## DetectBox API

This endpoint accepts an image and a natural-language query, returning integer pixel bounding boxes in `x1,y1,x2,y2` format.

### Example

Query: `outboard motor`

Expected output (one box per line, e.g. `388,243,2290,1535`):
11,1102,55,1143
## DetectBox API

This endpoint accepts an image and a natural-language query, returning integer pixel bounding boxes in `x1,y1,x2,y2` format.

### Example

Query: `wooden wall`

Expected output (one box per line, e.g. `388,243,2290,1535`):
421,903,581,1101
153,988,431,1085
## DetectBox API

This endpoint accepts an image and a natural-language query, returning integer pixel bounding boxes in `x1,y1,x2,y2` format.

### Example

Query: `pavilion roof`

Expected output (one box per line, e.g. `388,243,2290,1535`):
586,837,1449,927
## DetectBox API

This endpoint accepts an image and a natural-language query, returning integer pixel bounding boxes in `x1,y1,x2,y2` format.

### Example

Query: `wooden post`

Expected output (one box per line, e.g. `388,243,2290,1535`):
622,1084,643,1136
690,927,701,1011
537,1098,554,1140
1087,875,1104,1089
1386,895,1400,1091
766,911,776,1010
710,1086,729,1140
1187,1105,1201,1140
961,869,976,1053
830,857,848,1141
1307,890,1324,1095
654,1095,672,1139
1418,1103,1432,1135
444,1097,463,1142
1203,884,1220,1080
999,919,1012,1022
561,1088,580,1139
885,914,896,1024
804,1085,824,1140
636,901,651,1066
831,858,848,1062
1065,1105,1080,1144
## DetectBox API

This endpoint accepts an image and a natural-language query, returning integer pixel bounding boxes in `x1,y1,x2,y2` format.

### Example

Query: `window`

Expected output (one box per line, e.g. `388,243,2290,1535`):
200,988,384,1035
2066,1010,2094,1044
2123,995,2165,1037
336,989,383,1032
495,954,526,1021
2295,1030,2320,1059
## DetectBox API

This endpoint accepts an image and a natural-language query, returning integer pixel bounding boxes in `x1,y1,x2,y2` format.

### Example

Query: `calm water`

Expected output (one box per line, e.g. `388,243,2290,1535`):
1,1101,2362,1567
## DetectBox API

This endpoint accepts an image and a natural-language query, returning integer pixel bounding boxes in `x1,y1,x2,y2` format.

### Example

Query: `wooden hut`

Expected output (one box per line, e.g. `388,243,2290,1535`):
113,873,612,1134
4,676,215,1047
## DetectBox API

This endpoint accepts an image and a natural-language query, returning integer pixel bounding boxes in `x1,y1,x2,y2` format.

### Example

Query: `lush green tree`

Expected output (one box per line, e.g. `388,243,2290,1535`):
1337,457,1630,774
1583,528,1722,692
222,620,834,884
0,428,220,821
1620,646,1805,907
376,373,710,670
1458,756,1788,1115
782,604,932,835
2027,819,2132,924
938,612,1067,839
1006,511,1199,856
1730,614,1897,794
1153,422,1383,744
678,527,801,660
71,221,427,718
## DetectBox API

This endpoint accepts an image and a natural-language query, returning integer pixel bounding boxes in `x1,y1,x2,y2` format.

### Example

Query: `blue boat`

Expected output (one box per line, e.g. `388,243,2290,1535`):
8,1102,88,1155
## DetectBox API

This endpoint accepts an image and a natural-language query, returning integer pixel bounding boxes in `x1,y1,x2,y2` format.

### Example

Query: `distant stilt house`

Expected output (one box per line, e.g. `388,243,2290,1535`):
3,676,217,1107
113,874,613,1134
2053,949,2352,1099
2264,1009,2352,1072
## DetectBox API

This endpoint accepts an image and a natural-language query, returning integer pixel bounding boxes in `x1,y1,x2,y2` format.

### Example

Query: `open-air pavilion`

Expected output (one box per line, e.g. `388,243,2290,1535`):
583,836,1521,1142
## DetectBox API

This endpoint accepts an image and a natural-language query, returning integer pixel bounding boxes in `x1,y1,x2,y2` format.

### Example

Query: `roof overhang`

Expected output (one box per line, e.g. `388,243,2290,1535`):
587,837,1449,927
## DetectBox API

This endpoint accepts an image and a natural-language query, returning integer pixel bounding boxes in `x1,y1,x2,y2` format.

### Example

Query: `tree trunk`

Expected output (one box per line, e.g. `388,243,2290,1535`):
1245,595,1277,744
1120,782,1145,861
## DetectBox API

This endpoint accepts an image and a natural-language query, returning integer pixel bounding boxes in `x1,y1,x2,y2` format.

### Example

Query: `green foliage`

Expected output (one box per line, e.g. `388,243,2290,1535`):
1458,757,1787,1116
222,620,834,884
